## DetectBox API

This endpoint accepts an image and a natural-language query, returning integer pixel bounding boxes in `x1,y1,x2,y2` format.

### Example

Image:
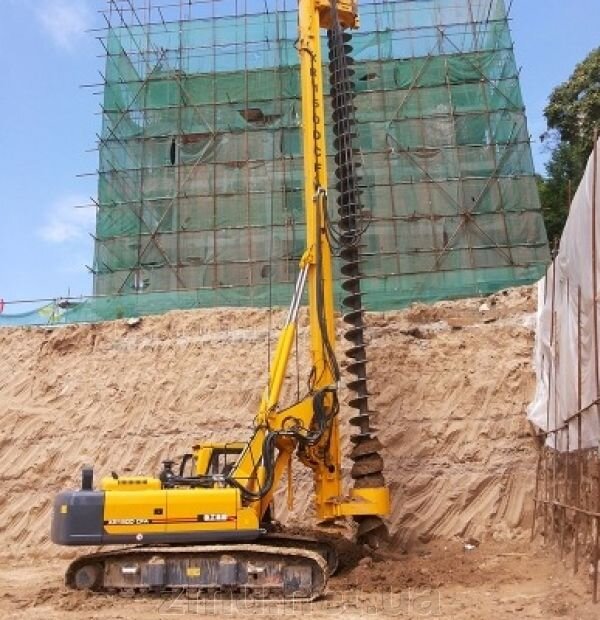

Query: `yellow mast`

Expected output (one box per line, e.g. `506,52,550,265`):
233,0,388,524
298,0,337,391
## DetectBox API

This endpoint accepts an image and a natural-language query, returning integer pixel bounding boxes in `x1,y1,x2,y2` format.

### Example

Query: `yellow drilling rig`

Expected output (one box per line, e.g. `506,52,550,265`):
51,0,390,600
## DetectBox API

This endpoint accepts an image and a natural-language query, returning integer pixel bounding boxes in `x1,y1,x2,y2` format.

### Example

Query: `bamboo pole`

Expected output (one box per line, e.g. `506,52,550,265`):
593,130,599,435
575,286,582,573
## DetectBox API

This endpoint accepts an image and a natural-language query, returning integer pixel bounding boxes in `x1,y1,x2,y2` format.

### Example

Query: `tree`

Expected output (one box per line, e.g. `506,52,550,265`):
539,47,600,241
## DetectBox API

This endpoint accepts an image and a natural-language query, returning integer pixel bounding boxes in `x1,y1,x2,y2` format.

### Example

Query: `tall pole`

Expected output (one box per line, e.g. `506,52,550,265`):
298,0,341,513
298,0,337,391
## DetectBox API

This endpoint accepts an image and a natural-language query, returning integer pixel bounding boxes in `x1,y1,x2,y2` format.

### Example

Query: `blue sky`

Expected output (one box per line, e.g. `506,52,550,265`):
0,0,598,305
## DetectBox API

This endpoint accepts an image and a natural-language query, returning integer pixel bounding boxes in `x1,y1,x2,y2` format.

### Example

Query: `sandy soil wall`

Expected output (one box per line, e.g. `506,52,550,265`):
0,287,538,560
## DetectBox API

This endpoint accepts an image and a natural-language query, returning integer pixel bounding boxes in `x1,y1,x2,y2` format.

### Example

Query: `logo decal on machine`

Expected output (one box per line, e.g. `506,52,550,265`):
199,514,232,522
104,515,236,526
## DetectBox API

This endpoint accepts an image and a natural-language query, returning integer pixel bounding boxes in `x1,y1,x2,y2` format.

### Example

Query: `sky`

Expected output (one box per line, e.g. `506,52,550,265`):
0,0,598,306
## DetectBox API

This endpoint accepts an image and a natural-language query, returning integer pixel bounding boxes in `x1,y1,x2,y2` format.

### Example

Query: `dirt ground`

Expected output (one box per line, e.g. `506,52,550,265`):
2,541,598,619
0,286,596,617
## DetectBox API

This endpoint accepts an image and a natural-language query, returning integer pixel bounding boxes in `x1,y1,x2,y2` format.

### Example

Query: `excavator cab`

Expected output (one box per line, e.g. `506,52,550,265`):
186,442,246,478
155,442,246,488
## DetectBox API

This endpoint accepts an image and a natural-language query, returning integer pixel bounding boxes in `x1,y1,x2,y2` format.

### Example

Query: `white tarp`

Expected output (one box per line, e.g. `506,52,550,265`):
528,138,600,451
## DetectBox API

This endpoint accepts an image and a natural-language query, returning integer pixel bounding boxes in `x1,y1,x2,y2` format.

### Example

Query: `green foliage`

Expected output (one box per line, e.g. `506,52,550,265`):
539,48,600,239
544,47,600,149
537,176,563,246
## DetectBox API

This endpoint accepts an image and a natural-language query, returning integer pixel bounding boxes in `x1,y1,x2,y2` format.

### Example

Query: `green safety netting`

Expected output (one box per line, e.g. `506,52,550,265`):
4,0,549,326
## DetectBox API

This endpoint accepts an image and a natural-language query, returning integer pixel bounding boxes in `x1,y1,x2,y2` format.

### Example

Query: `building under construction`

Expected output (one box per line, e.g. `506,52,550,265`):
87,0,549,319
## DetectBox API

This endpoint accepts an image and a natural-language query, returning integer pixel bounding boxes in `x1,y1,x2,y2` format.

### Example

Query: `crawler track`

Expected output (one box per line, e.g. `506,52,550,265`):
65,542,330,601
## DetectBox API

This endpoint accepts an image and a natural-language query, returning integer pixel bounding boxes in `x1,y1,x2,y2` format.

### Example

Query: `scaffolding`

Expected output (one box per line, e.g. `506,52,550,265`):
82,0,549,321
